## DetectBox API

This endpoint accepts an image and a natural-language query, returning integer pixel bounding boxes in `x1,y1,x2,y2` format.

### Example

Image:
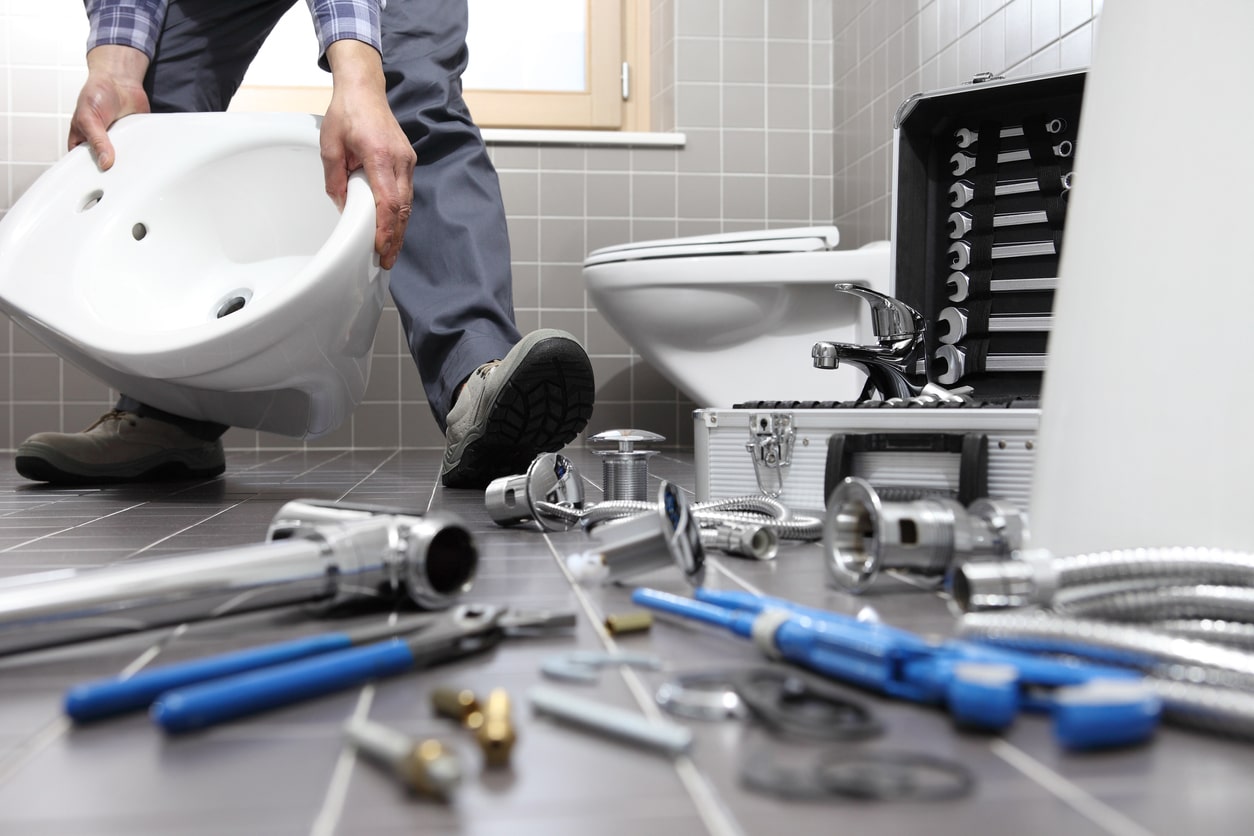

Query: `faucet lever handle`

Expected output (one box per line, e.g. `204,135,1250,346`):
833,284,923,340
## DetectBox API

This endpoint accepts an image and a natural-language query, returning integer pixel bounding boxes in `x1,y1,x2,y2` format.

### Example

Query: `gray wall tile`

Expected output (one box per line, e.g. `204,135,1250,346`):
724,129,766,174
586,173,632,217
539,171,585,217
833,0,1098,245
631,173,677,219
676,173,723,218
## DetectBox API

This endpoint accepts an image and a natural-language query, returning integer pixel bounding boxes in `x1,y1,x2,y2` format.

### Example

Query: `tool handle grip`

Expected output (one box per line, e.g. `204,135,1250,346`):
151,639,416,733
64,634,354,723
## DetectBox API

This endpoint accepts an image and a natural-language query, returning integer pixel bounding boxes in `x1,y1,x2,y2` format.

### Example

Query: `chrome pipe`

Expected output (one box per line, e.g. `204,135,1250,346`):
1052,584,1254,623
960,611,1254,692
0,502,477,656
951,546,1254,612
533,495,822,541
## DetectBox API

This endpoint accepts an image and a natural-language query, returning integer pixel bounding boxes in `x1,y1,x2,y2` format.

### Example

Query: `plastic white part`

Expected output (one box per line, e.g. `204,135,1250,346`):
564,552,609,585
1028,0,1254,557
1053,679,1154,707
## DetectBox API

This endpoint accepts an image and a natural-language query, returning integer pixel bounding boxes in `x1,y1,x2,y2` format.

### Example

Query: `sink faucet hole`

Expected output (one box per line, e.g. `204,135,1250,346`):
132,223,148,241
80,190,104,212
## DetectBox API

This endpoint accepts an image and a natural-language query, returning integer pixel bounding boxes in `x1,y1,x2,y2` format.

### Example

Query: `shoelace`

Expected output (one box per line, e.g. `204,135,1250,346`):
86,409,137,432
473,360,501,381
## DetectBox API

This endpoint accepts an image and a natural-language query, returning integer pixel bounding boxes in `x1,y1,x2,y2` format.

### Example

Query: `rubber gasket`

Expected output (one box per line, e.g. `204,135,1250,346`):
738,747,835,800
732,667,883,741
815,749,976,802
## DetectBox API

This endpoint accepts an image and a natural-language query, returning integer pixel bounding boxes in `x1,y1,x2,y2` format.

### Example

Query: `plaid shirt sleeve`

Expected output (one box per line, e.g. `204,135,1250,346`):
307,0,384,68
85,0,170,59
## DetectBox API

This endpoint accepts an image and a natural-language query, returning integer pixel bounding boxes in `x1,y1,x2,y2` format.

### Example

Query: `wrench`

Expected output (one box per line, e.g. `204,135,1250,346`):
948,240,1055,271
953,119,1067,149
947,272,1058,303
935,344,1046,385
948,210,1051,239
950,142,1072,176
949,172,1074,208
936,307,1053,344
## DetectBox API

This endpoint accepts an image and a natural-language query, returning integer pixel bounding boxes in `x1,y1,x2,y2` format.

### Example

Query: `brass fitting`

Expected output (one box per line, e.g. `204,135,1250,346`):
475,688,516,768
431,686,482,724
604,610,654,636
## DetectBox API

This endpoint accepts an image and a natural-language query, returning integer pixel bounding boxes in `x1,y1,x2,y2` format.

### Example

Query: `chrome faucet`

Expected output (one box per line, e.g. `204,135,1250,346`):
811,284,934,401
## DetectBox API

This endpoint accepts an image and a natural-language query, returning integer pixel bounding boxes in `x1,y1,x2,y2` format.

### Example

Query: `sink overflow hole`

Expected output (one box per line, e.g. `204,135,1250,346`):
80,190,104,212
217,297,248,318
132,222,148,241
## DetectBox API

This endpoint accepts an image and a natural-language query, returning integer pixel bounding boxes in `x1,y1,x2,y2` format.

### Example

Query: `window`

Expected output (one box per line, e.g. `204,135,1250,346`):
230,0,649,131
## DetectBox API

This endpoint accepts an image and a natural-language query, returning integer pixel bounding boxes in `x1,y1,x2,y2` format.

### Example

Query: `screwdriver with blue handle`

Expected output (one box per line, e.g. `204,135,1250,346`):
64,614,454,723
631,587,1161,750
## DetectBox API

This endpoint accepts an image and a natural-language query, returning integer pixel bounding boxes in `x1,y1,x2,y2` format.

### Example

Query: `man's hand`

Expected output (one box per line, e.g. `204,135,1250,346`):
69,45,152,170
323,40,416,271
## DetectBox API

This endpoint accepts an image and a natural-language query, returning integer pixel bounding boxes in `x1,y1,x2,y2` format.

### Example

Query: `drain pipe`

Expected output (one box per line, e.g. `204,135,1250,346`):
0,500,477,657
590,429,664,502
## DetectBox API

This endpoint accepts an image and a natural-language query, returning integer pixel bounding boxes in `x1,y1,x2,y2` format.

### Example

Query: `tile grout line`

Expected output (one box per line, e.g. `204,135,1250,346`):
0,500,151,552
304,450,422,836
309,685,377,836
990,739,1160,836
540,534,746,836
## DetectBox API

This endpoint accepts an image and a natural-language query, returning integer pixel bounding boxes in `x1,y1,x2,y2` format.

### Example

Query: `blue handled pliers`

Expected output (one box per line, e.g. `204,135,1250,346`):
65,604,574,733
631,587,1161,750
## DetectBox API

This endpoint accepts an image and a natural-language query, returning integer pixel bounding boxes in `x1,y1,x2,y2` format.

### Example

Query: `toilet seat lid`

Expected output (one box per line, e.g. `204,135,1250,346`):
583,225,840,266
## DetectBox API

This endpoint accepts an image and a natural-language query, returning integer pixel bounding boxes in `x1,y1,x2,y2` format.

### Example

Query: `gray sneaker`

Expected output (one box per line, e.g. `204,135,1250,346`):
15,410,226,484
441,329,595,489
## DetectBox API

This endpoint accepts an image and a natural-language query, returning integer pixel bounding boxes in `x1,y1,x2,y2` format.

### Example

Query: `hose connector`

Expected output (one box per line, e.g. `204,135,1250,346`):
823,477,1027,593
485,453,585,531
949,557,1044,612
566,481,705,586
700,523,779,561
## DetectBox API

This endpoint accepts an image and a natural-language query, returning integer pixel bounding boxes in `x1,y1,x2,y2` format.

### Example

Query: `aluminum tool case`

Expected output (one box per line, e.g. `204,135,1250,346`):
694,71,1083,513
695,405,1040,514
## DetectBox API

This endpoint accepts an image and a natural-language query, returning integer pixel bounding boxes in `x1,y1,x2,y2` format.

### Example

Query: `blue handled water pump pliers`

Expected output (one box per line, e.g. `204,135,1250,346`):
65,603,574,733
631,587,1161,750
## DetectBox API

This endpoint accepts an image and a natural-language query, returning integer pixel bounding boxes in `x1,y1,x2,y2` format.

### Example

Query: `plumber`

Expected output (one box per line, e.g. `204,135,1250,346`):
14,0,595,490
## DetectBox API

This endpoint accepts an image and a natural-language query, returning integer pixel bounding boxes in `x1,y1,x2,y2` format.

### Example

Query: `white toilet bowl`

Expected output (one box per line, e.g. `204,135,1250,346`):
0,112,386,438
583,227,892,406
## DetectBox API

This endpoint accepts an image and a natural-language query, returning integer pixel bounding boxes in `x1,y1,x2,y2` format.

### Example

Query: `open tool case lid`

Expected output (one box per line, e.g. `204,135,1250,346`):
891,69,1086,403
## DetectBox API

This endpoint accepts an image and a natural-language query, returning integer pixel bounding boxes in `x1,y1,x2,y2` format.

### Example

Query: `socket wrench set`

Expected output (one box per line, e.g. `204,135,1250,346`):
696,71,1085,513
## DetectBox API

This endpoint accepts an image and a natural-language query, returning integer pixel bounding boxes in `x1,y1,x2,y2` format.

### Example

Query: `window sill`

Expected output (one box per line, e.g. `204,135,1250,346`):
481,128,686,148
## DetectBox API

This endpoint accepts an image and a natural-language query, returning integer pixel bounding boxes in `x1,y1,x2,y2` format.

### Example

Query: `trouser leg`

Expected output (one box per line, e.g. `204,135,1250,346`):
109,0,299,436
379,0,521,431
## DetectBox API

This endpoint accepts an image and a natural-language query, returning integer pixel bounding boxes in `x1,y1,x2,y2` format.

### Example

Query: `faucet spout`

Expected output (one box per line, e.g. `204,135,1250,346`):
812,285,930,400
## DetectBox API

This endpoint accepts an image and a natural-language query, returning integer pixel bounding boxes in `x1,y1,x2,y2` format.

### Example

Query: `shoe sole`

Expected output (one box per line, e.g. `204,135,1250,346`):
441,335,595,489
15,447,226,486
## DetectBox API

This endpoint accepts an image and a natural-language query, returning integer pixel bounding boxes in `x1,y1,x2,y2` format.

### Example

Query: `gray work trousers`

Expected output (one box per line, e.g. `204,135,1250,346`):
115,0,520,436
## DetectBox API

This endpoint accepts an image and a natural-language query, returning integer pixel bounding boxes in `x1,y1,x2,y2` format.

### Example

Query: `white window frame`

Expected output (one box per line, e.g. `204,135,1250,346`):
230,0,649,132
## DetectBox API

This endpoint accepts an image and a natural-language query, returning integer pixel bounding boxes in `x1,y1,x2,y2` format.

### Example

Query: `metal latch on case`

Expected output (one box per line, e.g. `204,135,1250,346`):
745,413,795,498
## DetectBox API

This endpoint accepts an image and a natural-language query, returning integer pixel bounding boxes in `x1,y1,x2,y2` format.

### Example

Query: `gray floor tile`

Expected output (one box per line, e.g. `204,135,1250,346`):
0,447,1248,836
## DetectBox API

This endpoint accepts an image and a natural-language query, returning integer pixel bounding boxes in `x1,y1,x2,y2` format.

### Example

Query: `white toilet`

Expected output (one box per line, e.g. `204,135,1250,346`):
583,227,893,406
0,112,385,438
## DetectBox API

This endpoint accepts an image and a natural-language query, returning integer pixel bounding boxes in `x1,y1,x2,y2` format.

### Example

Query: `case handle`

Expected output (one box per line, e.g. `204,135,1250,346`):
823,432,989,507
